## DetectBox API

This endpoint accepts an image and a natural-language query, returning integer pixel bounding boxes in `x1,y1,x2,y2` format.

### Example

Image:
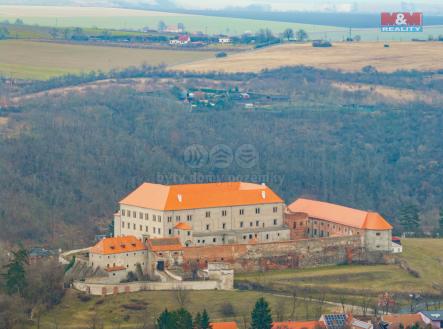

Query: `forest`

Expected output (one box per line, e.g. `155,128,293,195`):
0,66,442,247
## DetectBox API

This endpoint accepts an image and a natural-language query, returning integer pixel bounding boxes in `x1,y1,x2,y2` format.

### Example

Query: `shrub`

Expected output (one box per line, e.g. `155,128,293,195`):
220,301,236,316
77,293,92,302
216,52,228,58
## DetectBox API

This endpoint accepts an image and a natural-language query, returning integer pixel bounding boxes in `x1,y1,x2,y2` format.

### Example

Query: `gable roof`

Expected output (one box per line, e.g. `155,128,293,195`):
420,311,443,321
273,320,320,329
90,236,147,255
288,198,392,231
120,182,283,211
147,237,183,252
381,314,425,329
211,322,239,329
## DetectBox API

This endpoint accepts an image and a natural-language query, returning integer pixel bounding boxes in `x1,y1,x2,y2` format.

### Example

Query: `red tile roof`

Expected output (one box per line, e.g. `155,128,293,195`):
211,322,239,329
120,182,283,211
288,198,392,231
147,237,183,252
273,321,320,329
381,314,425,329
90,236,147,255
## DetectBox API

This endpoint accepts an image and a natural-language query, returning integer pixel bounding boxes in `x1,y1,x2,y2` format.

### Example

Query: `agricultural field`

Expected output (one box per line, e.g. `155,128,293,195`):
236,239,443,306
174,41,443,73
0,40,218,79
1,5,443,40
34,289,333,329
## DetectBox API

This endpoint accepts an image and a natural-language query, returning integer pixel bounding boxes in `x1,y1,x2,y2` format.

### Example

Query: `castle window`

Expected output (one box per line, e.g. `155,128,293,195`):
240,209,244,215
187,231,191,236
256,220,259,227
127,223,130,229
158,228,161,234
213,238,216,242
133,224,136,230
169,229,172,235
255,208,260,214
273,219,278,225
293,222,297,229
140,225,142,231
187,215,192,221
122,221,125,228
122,209,126,216
145,213,149,220
139,212,143,219
176,215,180,221
153,215,156,222
222,223,226,229
158,216,161,222
168,216,172,222
146,226,149,232
133,212,136,218
300,221,303,227
273,206,278,213
376,232,381,236
240,221,244,228
222,210,227,216
127,210,131,217
250,222,253,227
249,234,253,239
205,211,211,218
206,224,210,230
266,234,269,240
153,227,156,233
243,236,246,240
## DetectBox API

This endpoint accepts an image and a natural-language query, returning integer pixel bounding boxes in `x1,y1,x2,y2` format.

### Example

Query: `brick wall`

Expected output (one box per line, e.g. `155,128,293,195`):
182,236,377,272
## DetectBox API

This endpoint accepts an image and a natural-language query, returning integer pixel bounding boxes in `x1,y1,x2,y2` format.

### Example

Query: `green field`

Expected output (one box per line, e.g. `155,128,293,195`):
236,239,443,306
0,39,217,79
35,289,332,329
2,5,443,41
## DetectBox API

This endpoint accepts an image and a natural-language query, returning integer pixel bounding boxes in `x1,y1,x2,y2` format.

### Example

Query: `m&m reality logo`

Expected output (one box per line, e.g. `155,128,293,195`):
381,12,423,32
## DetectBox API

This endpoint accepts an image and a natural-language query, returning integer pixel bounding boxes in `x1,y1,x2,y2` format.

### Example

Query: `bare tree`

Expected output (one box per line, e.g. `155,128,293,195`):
275,298,287,321
290,288,298,320
174,286,190,308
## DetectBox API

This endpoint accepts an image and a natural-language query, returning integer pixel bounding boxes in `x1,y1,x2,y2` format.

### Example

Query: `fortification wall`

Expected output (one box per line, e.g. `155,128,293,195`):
182,236,386,272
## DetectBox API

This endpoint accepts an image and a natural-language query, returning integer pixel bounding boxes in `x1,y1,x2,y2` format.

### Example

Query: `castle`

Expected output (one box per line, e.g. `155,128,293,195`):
88,181,394,285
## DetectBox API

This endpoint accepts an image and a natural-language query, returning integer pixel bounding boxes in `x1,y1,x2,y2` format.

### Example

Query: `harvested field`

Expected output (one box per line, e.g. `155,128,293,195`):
174,42,443,73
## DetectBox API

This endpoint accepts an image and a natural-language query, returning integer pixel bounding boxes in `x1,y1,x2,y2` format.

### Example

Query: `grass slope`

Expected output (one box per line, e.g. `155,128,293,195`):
0,40,217,79
36,289,332,328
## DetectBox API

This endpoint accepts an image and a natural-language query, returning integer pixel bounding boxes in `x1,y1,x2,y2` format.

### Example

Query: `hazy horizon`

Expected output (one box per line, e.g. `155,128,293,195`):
1,0,443,14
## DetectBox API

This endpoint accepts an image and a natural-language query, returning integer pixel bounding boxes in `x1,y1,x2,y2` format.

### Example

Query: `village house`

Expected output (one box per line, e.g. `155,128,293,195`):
218,36,231,44
211,322,239,329
285,198,393,252
420,311,443,329
169,35,191,45
165,25,184,33
272,320,320,329
114,182,290,246
379,314,427,329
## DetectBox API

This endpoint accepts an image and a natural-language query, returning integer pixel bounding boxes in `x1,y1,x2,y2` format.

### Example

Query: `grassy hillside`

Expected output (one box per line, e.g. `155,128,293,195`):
0,40,217,79
34,289,333,328
236,239,443,306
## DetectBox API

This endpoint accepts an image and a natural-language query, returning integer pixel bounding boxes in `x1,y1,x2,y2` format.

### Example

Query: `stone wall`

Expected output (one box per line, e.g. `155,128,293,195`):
182,236,384,272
